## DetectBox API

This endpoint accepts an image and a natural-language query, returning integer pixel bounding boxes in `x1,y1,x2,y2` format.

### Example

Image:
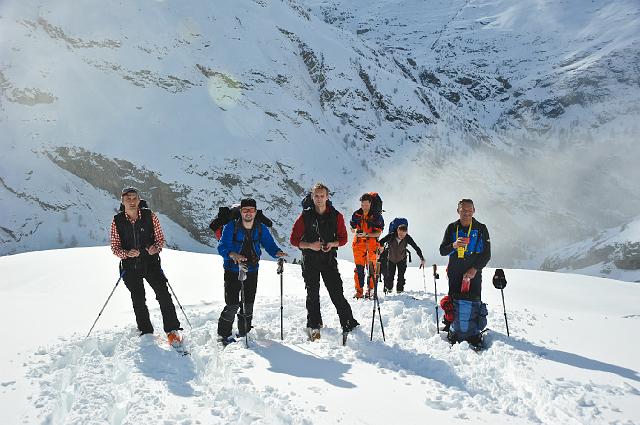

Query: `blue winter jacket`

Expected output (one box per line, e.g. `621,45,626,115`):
217,220,282,272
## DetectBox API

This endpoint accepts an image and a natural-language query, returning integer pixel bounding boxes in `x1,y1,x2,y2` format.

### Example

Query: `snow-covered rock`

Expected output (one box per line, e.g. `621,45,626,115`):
542,215,640,282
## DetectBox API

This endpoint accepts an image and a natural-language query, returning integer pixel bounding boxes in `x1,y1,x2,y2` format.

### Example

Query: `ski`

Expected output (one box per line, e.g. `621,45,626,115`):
307,327,321,342
342,331,348,346
172,343,190,356
154,335,190,356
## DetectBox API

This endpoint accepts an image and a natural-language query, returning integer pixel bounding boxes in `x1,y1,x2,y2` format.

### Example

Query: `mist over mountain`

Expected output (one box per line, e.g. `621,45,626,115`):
1,0,639,279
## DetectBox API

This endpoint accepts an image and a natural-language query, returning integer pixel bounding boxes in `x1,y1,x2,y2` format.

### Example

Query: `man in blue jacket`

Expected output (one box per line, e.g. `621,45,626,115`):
217,198,286,343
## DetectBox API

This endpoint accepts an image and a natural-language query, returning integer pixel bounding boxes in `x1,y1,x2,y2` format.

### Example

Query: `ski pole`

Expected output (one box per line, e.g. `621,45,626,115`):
277,258,286,341
422,264,427,294
162,269,193,330
501,288,510,337
370,261,386,341
492,269,510,337
376,262,386,341
432,264,440,334
369,256,375,339
86,267,125,339
167,281,193,330
239,264,249,348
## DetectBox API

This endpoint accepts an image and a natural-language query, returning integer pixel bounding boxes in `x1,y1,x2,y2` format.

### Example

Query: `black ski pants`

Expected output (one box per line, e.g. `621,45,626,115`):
384,259,407,292
447,271,482,301
122,262,181,334
217,269,258,338
303,264,355,330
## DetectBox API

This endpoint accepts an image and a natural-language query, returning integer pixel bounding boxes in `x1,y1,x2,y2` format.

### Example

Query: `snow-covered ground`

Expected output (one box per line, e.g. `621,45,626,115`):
0,247,638,424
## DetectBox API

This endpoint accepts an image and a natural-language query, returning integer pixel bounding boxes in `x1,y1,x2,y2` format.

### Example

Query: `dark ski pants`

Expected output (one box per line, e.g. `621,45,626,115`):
447,271,482,301
123,264,181,334
303,264,355,330
384,259,407,292
217,269,258,338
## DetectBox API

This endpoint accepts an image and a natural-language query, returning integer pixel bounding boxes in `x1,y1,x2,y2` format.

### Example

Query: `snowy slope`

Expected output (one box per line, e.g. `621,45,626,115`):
1,0,640,276
0,247,638,424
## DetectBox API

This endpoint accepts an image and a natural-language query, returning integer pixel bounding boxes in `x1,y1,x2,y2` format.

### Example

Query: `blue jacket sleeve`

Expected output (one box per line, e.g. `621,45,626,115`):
259,223,282,258
217,221,235,261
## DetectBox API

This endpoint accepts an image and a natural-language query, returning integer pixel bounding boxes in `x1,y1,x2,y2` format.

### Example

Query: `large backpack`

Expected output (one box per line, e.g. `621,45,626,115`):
449,299,488,346
119,199,149,212
301,193,333,210
368,192,383,216
388,217,408,234
209,205,273,240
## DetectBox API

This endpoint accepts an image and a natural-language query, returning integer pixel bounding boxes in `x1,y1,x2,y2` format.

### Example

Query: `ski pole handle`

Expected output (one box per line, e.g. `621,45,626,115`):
277,257,285,274
238,264,248,281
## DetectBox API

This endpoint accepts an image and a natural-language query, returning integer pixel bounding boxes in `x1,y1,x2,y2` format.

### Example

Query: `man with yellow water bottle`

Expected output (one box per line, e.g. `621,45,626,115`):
439,198,491,330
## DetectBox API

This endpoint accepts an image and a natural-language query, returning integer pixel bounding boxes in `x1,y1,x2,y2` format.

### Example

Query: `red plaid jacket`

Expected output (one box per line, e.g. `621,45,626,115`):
110,208,165,259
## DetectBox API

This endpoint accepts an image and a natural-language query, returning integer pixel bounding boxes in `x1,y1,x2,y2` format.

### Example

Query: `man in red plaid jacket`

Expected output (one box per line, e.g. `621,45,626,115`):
110,187,182,346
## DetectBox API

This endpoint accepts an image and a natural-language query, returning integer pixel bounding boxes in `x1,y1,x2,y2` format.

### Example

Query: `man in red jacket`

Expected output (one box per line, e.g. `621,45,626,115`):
290,183,360,341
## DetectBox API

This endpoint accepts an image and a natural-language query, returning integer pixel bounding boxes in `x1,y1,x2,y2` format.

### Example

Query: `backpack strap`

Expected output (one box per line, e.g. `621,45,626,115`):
232,219,241,244
233,219,262,244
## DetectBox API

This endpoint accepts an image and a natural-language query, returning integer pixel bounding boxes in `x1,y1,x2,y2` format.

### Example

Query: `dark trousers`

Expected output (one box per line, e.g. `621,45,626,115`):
384,259,407,291
303,264,355,330
217,269,258,338
447,271,482,301
123,263,180,334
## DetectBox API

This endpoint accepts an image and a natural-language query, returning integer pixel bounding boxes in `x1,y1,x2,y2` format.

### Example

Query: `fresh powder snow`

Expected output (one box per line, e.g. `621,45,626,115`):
0,247,638,424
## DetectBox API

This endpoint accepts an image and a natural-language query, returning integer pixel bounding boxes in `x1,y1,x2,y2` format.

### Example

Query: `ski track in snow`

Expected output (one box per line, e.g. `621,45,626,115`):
22,291,639,425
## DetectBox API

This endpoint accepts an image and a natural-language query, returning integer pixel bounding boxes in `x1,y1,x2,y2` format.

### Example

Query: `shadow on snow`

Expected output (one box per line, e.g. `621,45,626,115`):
134,339,197,396
491,332,640,382
252,340,356,389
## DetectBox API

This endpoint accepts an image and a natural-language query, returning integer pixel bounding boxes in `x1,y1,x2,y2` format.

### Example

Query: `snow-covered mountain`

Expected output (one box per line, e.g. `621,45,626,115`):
1,247,639,424
1,0,639,277
541,215,640,282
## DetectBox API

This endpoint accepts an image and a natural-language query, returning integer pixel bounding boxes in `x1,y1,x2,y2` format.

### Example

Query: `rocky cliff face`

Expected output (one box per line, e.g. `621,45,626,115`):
1,0,639,277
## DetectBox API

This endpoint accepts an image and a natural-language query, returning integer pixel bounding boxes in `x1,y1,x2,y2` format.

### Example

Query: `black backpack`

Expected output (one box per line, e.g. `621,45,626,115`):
119,199,149,212
301,193,333,210
367,192,383,216
209,205,272,240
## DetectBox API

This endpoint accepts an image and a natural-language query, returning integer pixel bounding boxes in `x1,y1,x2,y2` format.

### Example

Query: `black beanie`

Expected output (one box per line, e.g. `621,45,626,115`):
240,198,257,208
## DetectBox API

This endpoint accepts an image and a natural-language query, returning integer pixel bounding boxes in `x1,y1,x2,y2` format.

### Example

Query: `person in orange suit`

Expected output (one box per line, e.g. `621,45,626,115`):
350,193,384,299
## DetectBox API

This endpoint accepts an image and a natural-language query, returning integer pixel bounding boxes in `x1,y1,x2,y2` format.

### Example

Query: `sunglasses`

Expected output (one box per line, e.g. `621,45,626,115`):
241,207,256,213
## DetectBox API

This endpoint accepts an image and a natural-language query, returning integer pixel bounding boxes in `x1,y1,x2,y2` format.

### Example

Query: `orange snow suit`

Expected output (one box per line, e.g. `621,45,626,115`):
350,209,384,297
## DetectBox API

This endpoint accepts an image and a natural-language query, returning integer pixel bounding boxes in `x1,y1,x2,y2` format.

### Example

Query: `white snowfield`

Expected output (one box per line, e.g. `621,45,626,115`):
0,247,638,424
